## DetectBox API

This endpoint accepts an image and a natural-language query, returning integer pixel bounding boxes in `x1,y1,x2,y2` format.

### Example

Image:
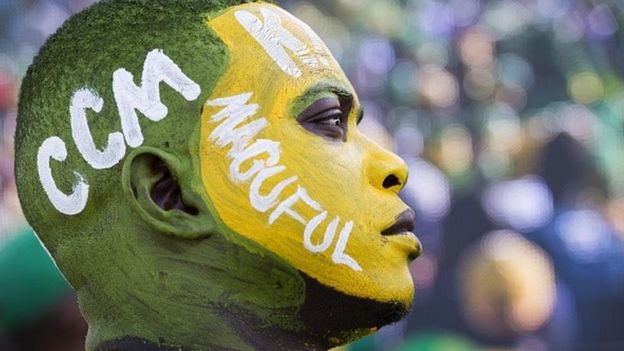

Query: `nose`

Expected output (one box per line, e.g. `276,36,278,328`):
363,137,409,194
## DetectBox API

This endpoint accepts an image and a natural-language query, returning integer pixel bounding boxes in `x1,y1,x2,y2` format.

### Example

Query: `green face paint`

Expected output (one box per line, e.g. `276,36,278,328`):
14,1,417,350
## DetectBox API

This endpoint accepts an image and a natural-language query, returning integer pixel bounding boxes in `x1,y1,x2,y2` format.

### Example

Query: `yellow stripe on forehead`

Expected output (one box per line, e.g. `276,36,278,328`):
206,2,343,84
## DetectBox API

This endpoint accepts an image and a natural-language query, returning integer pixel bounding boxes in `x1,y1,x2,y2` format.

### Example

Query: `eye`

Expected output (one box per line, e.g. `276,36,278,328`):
312,108,342,126
297,96,349,141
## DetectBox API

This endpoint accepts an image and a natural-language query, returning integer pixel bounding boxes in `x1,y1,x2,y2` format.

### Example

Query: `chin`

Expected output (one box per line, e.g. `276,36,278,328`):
298,272,412,347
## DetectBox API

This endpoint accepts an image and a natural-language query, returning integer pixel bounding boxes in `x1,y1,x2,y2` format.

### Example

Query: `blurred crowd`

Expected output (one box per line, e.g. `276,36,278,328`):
1,0,624,350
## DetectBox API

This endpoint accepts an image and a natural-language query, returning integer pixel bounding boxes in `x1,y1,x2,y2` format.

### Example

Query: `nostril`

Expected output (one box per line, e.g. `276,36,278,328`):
382,174,401,189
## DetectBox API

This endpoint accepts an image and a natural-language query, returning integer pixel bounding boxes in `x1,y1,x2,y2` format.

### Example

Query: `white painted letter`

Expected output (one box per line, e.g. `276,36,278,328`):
230,139,281,182
249,166,298,212
269,186,322,225
207,92,267,158
304,212,341,253
70,88,126,169
235,8,323,78
37,137,90,215
290,8,330,68
331,220,362,271
114,49,201,148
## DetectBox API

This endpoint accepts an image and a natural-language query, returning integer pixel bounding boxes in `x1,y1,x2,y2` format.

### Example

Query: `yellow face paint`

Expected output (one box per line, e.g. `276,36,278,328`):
200,2,420,304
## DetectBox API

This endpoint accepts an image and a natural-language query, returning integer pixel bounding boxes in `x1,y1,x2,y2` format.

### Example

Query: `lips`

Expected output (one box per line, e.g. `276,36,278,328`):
381,209,416,236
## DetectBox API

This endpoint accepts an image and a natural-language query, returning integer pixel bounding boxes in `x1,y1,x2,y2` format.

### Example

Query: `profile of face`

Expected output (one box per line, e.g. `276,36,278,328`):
15,1,420,349
200,3,420,306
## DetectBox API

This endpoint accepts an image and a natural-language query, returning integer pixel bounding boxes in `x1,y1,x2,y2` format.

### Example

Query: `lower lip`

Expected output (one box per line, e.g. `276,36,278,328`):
386,232,422,259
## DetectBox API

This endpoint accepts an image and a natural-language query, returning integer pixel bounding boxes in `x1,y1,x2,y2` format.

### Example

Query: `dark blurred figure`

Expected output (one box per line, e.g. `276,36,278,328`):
407,190,503,345
408,178,557,350
539,133,600,206
0,228,87,351
527,132,624,350
8,293,86,351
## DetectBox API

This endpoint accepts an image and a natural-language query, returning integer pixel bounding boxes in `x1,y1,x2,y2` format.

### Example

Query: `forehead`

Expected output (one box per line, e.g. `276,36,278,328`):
206,2,353,103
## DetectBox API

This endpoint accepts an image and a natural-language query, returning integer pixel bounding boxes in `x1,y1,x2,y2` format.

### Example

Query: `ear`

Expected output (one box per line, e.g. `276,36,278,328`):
121,146,216,239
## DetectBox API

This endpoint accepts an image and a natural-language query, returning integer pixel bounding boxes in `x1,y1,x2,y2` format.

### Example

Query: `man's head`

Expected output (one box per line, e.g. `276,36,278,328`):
15,1,420,349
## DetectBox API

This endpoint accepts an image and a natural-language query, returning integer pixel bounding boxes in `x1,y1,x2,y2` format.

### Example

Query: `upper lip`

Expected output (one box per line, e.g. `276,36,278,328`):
381,209,416,236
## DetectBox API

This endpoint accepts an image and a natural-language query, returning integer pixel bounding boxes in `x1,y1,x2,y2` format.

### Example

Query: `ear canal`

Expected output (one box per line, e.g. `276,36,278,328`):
149,157,199,215
122,146,216,239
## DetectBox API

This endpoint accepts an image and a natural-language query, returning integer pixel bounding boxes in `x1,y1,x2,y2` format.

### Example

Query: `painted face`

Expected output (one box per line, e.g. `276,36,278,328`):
200,3,420,305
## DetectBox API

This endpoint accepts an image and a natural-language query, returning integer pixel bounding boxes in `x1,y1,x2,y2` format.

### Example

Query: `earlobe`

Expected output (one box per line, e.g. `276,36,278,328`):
122,146,216,239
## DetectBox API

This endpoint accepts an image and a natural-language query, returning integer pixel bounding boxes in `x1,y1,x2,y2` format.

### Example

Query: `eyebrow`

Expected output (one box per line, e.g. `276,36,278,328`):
303,82,352,100
292,80,358,121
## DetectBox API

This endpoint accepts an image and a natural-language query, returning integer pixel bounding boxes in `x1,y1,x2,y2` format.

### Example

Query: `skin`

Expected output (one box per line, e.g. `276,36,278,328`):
14,1,420,350
201,2,420,305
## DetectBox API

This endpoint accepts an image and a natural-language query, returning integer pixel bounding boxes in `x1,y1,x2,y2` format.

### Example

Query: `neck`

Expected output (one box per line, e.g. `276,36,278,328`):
91,313,326,351
95,337,191,351
78,227,403,351
80,230,329,351
89,272,406,351
94,325,325,351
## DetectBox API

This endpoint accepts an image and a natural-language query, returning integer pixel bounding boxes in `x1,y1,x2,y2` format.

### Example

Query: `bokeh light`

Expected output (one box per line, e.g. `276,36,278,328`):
459,230,556,337
419,65,459,108
437,125,473,175
568,71,605,105
458,27,494,68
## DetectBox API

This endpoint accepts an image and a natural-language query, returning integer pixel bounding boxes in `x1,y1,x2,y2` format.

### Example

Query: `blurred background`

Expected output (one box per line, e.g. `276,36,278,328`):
1,0,624,350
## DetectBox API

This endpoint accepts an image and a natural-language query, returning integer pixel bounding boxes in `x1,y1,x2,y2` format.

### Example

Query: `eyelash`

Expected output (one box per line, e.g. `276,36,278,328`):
297,96,353,142
310,107,346,140
309,108,343,126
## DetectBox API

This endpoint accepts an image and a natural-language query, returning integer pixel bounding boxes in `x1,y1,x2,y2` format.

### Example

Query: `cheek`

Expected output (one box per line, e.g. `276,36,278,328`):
278,132,366,202
199,114,415,299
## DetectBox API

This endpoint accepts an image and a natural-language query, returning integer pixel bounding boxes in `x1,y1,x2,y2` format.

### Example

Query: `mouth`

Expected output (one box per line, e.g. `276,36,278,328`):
381,209,421,260
381,209,416,236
